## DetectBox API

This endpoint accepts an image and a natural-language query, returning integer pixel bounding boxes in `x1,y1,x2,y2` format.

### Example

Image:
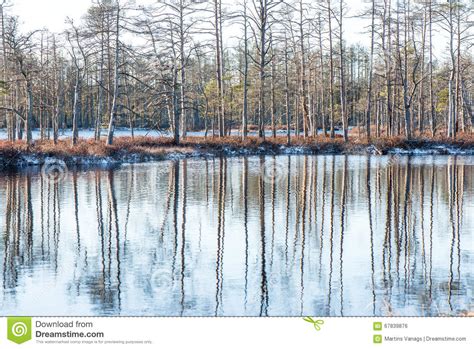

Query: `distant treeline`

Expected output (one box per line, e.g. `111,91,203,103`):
0,0,472,145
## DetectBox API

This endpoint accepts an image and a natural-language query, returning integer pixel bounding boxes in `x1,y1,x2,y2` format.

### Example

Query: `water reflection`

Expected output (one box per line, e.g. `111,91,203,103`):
0,155,472,316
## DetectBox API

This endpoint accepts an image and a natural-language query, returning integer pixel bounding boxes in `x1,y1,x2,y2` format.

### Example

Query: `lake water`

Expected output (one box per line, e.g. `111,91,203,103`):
0,155,472,316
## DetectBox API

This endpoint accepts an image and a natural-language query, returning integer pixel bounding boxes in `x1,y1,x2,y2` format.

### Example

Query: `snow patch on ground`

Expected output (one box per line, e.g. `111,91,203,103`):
0,127,348,141
388,146,474,156
281,146,310,154
1,135,473,170
18,155,42,166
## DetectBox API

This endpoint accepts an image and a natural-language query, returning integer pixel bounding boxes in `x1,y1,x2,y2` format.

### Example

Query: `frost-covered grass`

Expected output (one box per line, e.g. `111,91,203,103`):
0,133,473,169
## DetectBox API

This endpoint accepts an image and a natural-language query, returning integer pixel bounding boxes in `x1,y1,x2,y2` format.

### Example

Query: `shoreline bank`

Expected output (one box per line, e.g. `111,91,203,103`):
1,136,473,170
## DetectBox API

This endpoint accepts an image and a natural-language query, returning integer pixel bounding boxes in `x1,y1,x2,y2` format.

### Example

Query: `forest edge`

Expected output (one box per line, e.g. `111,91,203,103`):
1,134,473,170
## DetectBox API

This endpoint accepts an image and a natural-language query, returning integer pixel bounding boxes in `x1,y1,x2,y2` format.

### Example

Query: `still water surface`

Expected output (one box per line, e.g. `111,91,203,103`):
0,155,472,316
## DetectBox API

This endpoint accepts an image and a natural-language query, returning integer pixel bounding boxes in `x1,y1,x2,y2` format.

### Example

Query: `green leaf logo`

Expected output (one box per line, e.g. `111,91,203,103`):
303,317,325,331
7,317,32,344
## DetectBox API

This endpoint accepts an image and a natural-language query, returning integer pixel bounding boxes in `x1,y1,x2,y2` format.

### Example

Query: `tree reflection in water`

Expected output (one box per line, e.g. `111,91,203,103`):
0,155,472,316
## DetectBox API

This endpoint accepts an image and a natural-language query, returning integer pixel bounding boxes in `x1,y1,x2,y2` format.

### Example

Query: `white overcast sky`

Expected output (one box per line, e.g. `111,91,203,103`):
9,0,451,60
10,0,369,42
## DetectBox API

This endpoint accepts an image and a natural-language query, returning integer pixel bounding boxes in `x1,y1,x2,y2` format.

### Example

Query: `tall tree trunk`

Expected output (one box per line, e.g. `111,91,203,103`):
106,3,120,146
397,0,412,140
257,2,267,139
299,0,309,138
383,0,393,137
179,44,186,137
404,1,411,140
241,0,249,140
39,33,44,140
447,0,456,139
52,35,60,145
1,3,12,141
418,4,427,135
25,80,33,144
365,0,375,140
270,33,276,138
173,66,180,144
428,0,435,137
72,72,81,146
339,0,348,142
96,27,105,141
318,13,326,137
327,0,335,139
215,0,225,138
455,1,462,133
284,34,291,145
